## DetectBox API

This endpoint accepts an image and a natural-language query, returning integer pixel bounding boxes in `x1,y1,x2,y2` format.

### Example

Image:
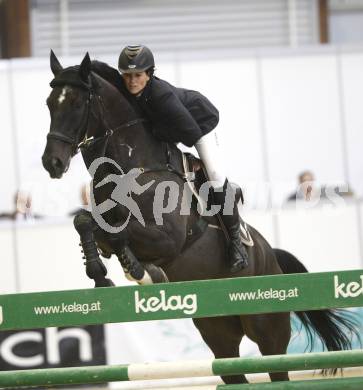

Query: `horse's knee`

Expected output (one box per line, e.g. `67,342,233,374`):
73,210,95,236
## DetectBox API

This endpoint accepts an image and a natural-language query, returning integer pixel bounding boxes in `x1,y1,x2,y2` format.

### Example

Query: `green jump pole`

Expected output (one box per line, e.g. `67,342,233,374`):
0,350,363,388
212,349,363,376
0,365,130,388
218,376,363,389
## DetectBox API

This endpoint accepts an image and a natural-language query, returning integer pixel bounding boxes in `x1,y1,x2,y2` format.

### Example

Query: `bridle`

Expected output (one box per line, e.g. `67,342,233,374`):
47,79,144,157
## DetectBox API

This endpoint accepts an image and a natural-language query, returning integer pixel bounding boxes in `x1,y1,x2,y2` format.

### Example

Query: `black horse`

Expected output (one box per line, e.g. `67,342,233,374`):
42,52,358,385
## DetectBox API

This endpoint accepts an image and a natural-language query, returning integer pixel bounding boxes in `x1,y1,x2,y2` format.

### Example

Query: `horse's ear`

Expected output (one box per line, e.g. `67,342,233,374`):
79,52,91,82
50,49,63,75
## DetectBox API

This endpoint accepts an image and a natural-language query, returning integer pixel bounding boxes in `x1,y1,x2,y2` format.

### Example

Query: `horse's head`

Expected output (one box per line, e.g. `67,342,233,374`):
42,51,92,178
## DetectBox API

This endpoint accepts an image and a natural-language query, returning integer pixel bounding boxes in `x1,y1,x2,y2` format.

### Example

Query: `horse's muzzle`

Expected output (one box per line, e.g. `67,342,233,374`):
42,154,68,179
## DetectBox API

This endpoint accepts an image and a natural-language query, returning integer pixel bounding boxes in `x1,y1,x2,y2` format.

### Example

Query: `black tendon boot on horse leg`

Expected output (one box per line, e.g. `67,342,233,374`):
117,245,169,285
73,210,114,287
103,228,168,285
213,179,249,272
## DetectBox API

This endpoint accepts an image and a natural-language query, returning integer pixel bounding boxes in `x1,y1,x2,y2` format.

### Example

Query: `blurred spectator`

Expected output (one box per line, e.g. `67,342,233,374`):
287,170,318,202
69,183,91,216
287,171,355,204
0,191,42,221
321,184,355,199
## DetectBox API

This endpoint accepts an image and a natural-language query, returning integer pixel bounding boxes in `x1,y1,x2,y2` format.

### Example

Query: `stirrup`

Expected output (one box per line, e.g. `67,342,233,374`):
231,257,248,273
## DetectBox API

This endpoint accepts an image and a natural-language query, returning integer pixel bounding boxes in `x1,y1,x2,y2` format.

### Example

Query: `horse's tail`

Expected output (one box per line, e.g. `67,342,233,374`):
273,248,360,374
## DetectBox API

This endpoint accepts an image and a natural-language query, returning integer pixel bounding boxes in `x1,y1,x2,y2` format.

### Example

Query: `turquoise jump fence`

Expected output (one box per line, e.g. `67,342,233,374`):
0,269,362,388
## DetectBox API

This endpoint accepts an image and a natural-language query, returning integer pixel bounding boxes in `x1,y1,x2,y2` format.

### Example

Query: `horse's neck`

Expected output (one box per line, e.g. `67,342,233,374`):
92,75,168,172
91,74,137,136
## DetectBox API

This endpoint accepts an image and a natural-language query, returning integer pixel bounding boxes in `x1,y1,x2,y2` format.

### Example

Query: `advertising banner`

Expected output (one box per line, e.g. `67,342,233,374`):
0,270,362,331
0,325,106,371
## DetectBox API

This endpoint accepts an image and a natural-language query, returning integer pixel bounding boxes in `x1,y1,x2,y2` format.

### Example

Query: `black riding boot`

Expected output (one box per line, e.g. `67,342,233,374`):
213,180,249,272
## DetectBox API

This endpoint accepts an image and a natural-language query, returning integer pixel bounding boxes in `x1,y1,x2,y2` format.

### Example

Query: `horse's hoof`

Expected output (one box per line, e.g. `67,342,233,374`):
144,263,169,283
86,259,108,279
104,278,115,286
94,278,115,288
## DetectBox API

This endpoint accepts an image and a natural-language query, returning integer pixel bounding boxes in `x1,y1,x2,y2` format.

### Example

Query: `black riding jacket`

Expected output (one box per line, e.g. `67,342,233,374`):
123,76,219,146
121,77,219,147
91,61,219,147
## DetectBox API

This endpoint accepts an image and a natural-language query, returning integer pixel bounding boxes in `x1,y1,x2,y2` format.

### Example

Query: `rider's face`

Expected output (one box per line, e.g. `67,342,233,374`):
122,72,150,96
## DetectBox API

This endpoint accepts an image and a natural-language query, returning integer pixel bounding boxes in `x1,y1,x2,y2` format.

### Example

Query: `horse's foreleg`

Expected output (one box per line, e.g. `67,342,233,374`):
114,219,184,285
118,247,169,284
73,210,114,287
105,232,169,285
118,246,152,284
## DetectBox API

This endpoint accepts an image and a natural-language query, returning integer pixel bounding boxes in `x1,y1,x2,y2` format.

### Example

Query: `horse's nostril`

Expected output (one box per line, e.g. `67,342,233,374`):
51,157,63,170
42,155,65,178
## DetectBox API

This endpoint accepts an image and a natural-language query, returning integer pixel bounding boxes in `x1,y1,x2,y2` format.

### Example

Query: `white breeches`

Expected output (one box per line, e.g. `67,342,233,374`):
194,130,227,189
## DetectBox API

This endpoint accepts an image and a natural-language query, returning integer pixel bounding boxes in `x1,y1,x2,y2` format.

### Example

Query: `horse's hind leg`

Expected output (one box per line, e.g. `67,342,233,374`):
243,313,291,381
193,316,248,384
73,210,114,287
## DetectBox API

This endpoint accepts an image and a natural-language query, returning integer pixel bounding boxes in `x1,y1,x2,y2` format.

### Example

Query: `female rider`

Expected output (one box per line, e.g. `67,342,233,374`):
117,45,249,272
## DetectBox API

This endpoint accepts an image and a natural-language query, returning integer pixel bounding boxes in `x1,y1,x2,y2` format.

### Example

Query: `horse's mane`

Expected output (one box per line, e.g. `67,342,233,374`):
91,60,146,119
50,59,124,94
91,60,125,93
90,60,148,122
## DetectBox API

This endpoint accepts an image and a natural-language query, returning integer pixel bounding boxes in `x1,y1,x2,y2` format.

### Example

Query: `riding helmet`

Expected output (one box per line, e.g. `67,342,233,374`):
118,45,155,73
